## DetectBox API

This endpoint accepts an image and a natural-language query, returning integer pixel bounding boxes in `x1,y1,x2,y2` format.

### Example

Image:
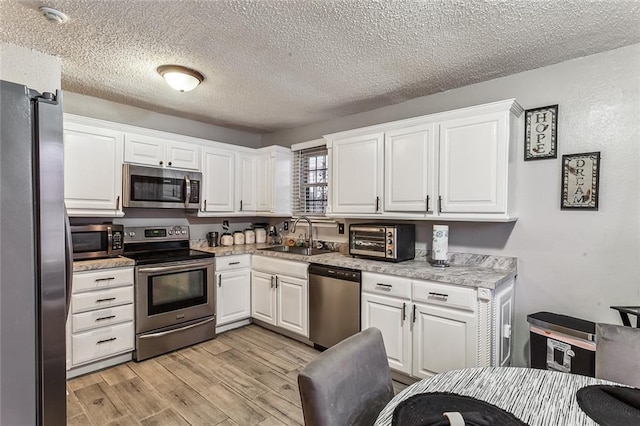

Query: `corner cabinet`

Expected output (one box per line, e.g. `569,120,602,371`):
63,116,124,217
255,146,292,215
325,99,523,221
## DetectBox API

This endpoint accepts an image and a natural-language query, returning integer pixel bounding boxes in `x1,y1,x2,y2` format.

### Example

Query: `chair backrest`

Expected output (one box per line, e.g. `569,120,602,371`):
297,327,394,426
595,323,640,387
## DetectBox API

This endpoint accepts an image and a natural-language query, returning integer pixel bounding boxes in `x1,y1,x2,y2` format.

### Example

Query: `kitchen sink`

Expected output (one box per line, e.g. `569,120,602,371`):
260,246,332,256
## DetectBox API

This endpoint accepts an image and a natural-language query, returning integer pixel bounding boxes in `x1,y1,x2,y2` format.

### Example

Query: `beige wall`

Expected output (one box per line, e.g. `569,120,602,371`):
264,43,640,367
0,42,61,93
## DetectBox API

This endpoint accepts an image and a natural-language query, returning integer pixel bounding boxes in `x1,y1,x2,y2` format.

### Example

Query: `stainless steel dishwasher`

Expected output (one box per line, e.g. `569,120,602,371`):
309,263,361,350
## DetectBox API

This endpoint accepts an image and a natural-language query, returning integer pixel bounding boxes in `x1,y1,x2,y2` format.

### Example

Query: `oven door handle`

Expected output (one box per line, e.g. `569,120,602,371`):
137,260,213,274
140,316,216,338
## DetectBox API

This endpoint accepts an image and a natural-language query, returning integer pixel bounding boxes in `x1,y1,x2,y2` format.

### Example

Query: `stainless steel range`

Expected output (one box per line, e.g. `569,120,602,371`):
123,225,215,361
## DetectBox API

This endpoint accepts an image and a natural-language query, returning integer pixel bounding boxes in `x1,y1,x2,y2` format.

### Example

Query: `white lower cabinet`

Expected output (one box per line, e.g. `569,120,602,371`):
362,271,512,379
251,256,308,337
67,267,135,377
216,255,251,327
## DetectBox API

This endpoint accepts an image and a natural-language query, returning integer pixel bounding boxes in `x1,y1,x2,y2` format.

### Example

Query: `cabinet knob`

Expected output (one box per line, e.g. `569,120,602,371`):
159,160,164,165
168,161,172,166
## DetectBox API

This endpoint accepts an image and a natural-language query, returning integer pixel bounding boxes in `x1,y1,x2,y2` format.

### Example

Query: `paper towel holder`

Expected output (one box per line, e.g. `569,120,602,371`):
429,258,450,268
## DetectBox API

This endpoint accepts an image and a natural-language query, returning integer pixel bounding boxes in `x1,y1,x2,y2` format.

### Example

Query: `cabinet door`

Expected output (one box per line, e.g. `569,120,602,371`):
330,132,384,213
385,124,437,213
64,122,124,215
201,147,235,212
362,293,411,374
276,275,308,337
124,133,165,167
439,112,508,213
412,303,477,379
166,140,200,170
494,282,514,367
217,269,251,326
255,153,272,212
251,271,276,326
236,152,256,212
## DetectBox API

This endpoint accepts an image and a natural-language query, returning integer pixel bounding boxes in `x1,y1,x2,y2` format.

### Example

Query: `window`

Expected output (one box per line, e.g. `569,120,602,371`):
292,146,328,216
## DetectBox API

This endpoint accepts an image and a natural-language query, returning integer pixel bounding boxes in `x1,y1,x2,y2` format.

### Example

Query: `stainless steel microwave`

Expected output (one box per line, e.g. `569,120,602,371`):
123,164,202,209
349,223,415,262
71,224,124,260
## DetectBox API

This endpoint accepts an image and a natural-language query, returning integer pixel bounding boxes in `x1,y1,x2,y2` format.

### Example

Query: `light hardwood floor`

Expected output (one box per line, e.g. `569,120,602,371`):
67,324,406,425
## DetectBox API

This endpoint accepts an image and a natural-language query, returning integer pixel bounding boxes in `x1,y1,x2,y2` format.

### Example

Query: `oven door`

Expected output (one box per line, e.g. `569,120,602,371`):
123,164,201,209
349,227,388,259
135,259,214,333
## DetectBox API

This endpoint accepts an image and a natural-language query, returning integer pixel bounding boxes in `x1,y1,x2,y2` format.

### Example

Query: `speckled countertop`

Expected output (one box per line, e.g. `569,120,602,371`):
72,243,516,289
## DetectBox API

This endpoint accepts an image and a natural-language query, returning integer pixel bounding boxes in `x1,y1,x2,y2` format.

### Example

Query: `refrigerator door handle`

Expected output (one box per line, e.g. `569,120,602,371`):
64,209,73,318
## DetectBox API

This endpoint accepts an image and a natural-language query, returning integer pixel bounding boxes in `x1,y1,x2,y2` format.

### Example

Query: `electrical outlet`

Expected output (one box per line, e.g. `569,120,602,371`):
338,223,345,234
283,221,289,231
223,220,229,228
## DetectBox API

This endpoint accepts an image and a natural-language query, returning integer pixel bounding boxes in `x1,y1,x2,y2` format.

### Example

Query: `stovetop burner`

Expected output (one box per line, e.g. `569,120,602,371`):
125,248,214,265
122,225,215,265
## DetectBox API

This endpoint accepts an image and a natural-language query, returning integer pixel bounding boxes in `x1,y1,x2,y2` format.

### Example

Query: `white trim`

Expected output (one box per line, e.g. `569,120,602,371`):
291,139,326,151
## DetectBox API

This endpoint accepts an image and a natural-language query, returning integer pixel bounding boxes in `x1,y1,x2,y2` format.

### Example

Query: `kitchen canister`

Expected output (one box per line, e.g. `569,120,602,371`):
431,224,449,267
233,230,245,245
244,228,256,244
255,227,266,244
220,232,233,246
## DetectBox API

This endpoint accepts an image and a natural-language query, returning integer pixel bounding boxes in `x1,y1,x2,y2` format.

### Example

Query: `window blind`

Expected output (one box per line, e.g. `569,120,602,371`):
292,146,328,216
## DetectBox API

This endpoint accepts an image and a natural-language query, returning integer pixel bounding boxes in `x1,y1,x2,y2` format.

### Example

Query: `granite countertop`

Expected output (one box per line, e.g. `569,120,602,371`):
73,256,136,272
192,243,516,290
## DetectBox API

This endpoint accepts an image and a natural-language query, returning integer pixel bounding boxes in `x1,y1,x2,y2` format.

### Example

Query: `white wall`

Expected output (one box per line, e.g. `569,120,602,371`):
0,42,61,93
64,92,262,148
263,43,640,367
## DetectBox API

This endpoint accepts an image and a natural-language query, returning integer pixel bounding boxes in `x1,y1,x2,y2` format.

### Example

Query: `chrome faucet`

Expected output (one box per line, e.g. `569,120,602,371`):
291,216,313,249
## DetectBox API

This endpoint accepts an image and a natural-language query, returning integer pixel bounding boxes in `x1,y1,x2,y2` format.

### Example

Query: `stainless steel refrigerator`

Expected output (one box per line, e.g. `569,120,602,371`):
0,80,70,425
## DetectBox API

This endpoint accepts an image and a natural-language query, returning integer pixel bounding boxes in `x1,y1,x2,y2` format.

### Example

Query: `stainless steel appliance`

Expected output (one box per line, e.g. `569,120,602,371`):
122,164,202,209
349,223,416,262
309,264,361,349
71,223,124,260
0,80,69,425
123,225,216,361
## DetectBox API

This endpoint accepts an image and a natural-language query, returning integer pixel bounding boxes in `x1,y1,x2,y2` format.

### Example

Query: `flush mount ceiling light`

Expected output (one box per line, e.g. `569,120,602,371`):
39,6,69,23
157,65,204,92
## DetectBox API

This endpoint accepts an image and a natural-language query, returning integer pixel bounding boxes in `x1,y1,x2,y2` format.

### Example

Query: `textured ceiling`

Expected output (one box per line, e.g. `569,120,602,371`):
1,1,639,133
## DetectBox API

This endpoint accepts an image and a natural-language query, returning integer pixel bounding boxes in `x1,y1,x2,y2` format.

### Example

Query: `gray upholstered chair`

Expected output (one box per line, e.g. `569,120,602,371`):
595,323,640,387
297,327,394,426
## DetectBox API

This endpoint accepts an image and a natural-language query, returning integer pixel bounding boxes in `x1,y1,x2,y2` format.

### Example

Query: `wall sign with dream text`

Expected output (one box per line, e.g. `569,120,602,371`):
524,104,558,161
561,152,600,210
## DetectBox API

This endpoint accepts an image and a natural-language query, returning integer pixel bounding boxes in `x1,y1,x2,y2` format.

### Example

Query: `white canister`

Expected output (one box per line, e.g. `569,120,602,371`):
220,233,233,246
233,231,245,245
244,228,256,244
432,225,449,261
255,227,266,244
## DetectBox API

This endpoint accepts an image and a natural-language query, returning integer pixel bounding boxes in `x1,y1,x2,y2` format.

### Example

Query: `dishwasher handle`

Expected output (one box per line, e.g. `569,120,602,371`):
308,263,361,282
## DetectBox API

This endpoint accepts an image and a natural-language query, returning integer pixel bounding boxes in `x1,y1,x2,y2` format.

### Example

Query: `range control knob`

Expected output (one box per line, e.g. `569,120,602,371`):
128,231,135,237
182,230,187,235
168,230,173,235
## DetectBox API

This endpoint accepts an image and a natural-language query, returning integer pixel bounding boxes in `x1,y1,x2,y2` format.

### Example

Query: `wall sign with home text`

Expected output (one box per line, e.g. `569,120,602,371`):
561,152,600,210
524,104,558,161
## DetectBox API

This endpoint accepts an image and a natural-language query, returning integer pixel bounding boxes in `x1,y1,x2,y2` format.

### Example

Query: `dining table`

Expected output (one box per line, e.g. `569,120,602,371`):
375,367,618,425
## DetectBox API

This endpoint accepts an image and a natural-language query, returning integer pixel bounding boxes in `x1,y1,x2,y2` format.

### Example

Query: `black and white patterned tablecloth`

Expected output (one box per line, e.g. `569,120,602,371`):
375,367,617,426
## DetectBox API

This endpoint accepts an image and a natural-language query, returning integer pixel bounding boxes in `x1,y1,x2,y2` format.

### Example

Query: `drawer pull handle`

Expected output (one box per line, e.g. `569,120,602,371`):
428,292,449,299
97,337,117,344
95,277,115,282
376,283,392,289
95,315,116,322
96,297,116,303
228,261,240,265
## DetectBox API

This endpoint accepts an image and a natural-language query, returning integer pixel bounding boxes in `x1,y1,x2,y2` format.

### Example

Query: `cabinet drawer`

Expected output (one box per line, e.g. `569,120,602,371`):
216,254,251,271
412,280,476,312
72,304,134,333
362,272,411,299
71,321,134,366
73,267,133,294
72,286,134,314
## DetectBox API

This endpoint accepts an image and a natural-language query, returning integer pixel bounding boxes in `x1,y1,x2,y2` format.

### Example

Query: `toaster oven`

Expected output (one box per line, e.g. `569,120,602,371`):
349,223,415,262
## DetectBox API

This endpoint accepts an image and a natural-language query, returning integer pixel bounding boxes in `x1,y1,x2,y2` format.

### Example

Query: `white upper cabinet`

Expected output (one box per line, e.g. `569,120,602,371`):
255,146,292,215
325,99,522,221
124,133,200,170
64,118,124,217
236,151,256,213
384,123,437,214
201,147,235,212
328,132,384,214
255,152,273,212
439,112,507,214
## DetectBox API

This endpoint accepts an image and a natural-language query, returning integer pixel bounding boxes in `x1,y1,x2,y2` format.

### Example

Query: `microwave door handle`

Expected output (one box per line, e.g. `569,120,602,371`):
184,174,191,208
107,225,113,256
64,209,73,319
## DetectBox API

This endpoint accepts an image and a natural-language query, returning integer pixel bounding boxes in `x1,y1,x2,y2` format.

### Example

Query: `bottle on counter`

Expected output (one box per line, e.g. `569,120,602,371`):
220,232,233,246
244,228,256,244
255,227,266,244
233,230,245,245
